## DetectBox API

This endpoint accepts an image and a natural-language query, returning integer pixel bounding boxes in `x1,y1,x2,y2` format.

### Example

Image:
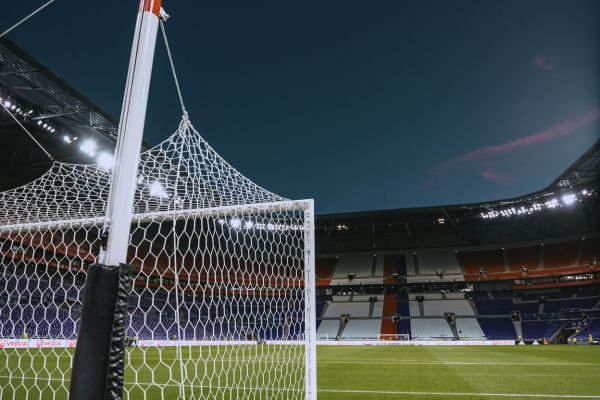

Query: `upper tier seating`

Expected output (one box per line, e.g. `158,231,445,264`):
506,246,540,271
417,252,462,275
423,300,475,316
407,252,464,283
543,241,580,268
461,249,505,275
315,258,336,285
580,237,600,265
352,294,384,301
330,255,383,285
332,255,373,278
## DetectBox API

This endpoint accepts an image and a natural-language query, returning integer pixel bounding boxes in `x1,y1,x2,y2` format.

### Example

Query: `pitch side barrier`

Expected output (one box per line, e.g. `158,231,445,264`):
0,339,515,348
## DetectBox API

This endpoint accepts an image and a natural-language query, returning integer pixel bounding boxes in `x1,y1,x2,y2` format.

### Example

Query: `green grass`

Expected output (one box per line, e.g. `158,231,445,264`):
1,345,600,399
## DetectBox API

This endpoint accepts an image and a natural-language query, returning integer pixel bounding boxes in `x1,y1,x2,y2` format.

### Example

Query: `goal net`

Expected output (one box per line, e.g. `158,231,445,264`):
0,116,316,399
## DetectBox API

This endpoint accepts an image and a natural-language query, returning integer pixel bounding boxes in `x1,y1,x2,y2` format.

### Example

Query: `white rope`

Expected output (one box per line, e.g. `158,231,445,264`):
0,100,53,160
0,0,56,38
159,19,187,118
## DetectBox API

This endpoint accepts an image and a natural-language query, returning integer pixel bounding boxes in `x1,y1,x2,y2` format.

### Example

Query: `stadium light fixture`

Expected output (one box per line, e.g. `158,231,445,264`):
245,220,254,229
97,152,115,170
79,139,97,157
582,189,588,195
63,135,72,144
149,181,169,199
230,218,242,228
561,193,577,206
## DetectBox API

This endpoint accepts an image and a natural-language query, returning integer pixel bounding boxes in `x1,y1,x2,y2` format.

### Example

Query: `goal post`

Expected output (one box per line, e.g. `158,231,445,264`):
0,193,316,400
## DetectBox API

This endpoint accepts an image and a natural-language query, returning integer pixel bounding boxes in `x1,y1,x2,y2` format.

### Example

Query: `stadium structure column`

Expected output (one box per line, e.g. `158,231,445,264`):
69,1,162,399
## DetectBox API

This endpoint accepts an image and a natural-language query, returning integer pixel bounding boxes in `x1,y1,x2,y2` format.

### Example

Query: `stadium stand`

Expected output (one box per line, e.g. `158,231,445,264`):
543,241,580,269
580,237,600,265
407,252,464,283
575,319,600,341
410,318,454,340
330,254,383,285
461,249,506,275
506,246,540,271
477,318,517,340
316,319,340,339
316,258,335,285
341,319,382,339
455,318,486,339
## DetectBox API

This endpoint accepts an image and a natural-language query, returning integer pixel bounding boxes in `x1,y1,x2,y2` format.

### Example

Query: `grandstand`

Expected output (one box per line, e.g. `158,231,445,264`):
312,138,600,343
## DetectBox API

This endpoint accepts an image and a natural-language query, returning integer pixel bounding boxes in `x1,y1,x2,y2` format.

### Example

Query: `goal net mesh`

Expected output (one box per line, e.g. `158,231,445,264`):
0,117,314,399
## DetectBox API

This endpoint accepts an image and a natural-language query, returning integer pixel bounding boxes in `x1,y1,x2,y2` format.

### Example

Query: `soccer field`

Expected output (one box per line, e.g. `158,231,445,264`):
1,345,600,399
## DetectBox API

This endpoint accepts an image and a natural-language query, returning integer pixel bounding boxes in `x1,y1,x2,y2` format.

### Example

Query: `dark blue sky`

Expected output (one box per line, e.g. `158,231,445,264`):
3,0,599,213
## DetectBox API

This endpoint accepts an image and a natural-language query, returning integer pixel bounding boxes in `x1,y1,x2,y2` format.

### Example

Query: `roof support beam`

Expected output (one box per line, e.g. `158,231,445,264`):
0,68,38,77
32,108,91,120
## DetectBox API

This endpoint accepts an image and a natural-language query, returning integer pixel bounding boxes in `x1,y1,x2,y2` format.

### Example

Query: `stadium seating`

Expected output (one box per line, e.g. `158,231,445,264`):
341,319,382,339
421,300,474,316
461,249,505,275
329,254,383,285
455,318,486,339
506,246,540,271
316,319,340,339
580,237,600,265
477,318,517,340
323,301,370,318
406,251,464,283
521,320,550,340
410,318,453,340
543,241,580,268
575,319,600,340
315,258,336,285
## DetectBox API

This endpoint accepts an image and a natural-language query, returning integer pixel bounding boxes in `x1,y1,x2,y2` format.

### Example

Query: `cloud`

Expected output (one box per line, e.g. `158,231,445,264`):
479,170,511,184
534,56,555,72
430,108,600,177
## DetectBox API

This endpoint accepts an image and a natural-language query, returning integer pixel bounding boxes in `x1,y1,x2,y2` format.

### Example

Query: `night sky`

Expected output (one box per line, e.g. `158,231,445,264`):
2,0,599,213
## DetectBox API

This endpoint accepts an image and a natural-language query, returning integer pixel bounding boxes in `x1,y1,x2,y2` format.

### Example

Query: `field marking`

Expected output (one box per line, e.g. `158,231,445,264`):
1,376,599,398
318,360,596,366
319,389,600,398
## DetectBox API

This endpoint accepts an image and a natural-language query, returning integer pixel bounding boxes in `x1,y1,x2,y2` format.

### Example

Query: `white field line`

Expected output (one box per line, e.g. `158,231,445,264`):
318,389,600,398
1,376,599,398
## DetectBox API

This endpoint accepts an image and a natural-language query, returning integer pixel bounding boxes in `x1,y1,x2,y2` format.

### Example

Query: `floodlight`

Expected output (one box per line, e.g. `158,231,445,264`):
80,139,97,157
230,218,241,228
561,194,576,205
97,152,114,170
149,181,168,198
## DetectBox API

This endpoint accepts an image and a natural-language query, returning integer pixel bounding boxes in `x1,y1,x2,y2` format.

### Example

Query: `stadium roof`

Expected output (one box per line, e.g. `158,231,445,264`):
316,138,600,253
0,38,149,191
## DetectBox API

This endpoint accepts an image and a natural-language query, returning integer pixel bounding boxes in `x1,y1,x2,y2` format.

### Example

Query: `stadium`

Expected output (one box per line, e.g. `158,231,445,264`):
1,1,600,400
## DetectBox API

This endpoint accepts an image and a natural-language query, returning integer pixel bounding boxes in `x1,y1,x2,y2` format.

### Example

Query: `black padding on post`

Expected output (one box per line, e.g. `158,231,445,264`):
69,263,132,400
